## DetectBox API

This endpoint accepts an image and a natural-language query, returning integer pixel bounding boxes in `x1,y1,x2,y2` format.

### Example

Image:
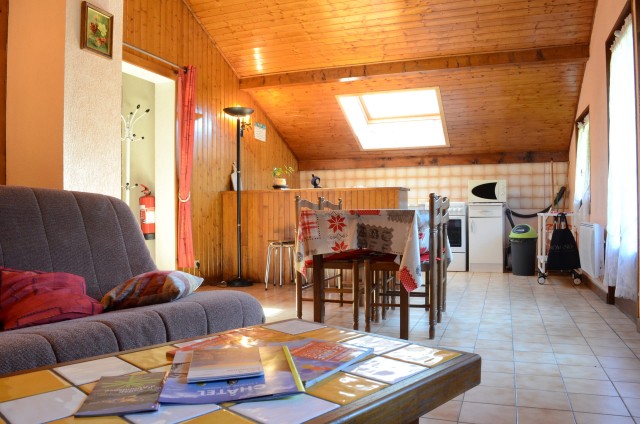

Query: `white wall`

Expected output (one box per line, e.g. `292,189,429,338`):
7,0,123,196
570,0,629,229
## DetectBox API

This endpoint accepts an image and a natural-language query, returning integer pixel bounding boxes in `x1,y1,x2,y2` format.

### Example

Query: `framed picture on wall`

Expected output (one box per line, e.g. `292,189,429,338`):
80,1,113,58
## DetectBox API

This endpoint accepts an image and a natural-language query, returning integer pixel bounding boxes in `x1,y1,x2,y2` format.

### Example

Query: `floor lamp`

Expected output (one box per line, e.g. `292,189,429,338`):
224,106,254,287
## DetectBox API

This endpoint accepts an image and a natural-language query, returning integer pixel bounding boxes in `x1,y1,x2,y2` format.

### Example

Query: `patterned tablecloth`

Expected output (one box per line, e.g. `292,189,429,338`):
296,209,432,292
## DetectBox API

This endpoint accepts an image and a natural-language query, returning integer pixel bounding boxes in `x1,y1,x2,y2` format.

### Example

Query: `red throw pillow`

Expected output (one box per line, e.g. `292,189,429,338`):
101,270,204,311
0,267,103,330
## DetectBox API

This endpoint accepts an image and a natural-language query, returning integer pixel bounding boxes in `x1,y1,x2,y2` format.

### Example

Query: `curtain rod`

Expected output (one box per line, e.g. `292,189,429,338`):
123,42,187,71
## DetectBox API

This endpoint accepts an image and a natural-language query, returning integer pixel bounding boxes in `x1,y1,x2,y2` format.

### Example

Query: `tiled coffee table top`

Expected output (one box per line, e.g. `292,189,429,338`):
0,319,479,424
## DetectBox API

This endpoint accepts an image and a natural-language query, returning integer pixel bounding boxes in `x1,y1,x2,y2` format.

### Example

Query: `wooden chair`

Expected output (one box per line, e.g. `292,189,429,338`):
363,193,443,339
294,196,365,330
437,197,450,323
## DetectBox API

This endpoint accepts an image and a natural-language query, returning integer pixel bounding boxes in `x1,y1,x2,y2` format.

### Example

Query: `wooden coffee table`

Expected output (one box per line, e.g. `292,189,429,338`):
0,319,481,423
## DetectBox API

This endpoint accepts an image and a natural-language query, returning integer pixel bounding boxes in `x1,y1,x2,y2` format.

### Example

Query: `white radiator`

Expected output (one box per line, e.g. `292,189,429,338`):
578,223,604,278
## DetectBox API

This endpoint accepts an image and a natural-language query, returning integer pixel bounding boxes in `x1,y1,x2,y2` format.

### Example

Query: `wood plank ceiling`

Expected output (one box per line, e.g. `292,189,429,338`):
185,0,596,169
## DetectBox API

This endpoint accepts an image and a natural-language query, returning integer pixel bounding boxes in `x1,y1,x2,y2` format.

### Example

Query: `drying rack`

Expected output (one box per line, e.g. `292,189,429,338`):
536,211,582,285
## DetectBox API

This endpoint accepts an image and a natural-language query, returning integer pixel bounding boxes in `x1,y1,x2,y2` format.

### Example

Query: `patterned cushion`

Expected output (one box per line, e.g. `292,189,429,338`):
101,271,204,311
0,267,103,331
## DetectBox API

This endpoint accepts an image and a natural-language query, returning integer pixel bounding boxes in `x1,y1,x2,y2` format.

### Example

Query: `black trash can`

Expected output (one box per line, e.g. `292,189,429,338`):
510,224,537,276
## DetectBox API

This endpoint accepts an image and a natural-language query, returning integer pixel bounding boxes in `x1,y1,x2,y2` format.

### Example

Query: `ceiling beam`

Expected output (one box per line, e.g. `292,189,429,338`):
298,151,570,171
240,45,589,90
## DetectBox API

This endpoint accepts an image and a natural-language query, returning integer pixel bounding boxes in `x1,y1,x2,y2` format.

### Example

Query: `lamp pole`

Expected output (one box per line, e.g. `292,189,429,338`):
223,106,254,287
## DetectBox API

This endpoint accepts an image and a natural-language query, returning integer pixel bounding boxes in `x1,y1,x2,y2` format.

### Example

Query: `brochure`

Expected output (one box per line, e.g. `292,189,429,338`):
186,346,264,383
341,334,409,355
287,339,373,387
160,346,304,404
344,356,427,384
75,372,167,417
383,344,461,367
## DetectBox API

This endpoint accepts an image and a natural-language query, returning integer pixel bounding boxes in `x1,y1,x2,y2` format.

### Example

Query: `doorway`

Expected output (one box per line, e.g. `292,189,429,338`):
122,62,176,270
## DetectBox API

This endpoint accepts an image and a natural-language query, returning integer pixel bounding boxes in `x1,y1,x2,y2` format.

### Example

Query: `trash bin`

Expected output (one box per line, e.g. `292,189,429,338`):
510,224,537,276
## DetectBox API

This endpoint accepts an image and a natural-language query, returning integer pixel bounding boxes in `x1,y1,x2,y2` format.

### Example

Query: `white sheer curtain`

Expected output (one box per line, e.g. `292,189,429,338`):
604,15,638,300
574,114,590,229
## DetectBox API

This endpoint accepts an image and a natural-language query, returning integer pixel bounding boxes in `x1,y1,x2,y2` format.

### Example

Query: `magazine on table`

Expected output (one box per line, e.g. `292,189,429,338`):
186,346,264,383
159,346,304,404
75,372,167,417
286,339,373,387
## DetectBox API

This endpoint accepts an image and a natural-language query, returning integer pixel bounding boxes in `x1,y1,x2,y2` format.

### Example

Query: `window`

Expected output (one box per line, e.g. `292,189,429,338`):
604,13,638,300
573,112,590,228
336,88,449,150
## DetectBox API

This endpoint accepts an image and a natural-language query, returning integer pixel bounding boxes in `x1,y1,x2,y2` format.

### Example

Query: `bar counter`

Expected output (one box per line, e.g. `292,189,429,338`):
221,187,409,284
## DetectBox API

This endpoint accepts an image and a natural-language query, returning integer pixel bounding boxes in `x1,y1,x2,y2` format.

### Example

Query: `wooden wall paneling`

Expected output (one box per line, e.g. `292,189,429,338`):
124,0,298,283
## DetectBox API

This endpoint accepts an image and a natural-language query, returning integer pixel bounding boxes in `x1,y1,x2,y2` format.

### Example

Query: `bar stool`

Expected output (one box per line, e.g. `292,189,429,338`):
265,240,295,289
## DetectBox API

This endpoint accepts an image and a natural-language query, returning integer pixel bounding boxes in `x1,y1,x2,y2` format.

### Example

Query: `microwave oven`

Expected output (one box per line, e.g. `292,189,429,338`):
468,179,507,203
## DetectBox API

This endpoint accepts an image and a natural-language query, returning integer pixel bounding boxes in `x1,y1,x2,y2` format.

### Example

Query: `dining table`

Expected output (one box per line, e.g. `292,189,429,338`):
295,208,450,336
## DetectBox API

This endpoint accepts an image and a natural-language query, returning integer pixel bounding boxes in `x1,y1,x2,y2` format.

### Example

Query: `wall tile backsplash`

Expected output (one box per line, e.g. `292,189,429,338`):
301,162,568,212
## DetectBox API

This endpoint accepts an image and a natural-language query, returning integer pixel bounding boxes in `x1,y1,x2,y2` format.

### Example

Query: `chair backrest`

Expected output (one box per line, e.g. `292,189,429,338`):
319,196,343,211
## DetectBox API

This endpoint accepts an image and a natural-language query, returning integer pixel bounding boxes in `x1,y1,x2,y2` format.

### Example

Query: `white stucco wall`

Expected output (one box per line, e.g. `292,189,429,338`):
63,0,123,196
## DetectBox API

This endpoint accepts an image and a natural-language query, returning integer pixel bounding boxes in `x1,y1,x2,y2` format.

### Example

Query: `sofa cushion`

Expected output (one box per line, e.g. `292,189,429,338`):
101,271,204,311
0,268,103,330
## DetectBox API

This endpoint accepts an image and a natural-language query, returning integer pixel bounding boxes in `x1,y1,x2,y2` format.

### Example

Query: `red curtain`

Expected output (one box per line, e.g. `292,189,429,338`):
177,66,197,268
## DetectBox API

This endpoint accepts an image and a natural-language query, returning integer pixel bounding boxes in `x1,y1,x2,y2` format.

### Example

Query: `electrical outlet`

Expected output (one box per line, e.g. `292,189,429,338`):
195,260,201,269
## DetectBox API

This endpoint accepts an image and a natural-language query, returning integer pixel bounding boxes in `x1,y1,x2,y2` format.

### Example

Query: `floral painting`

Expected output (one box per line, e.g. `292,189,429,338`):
81,2,113,58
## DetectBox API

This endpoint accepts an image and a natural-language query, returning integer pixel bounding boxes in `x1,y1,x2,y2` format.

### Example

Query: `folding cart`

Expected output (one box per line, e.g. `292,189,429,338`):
536,212,582,285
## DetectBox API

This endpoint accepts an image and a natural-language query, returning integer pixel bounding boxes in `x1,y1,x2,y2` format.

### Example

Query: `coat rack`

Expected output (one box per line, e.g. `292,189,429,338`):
121,104,150,205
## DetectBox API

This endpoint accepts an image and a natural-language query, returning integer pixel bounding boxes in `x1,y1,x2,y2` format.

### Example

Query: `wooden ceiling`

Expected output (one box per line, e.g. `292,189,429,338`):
185,0,596,169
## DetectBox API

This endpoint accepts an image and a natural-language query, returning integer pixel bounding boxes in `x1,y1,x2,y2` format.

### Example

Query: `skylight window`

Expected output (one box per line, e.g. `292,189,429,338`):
337,88,449,150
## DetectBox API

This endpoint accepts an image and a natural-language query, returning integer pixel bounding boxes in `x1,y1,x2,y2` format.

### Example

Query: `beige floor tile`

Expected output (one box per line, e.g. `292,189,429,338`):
474,348,514,362
516,407,575,424
573,412,636,424
606,368,640,383
568,393,630,415
514,361,561,377
419,418,456,424
516,388,571,410
622,396,640,417
474,339,513,351
422,399,462,421
513,342,553,353
598,356,640,370
458,402,516,424
564,377,618,396
555,353,600,366
515,374,566,392
481,360,515,374
552,343,595,355
463,386,515,406
558,364,609,380
613,381,640,398
480,372,515,389
514,351,556,364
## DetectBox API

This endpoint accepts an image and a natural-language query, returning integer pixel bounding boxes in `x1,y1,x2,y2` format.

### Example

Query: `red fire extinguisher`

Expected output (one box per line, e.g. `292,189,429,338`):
138,184,155,240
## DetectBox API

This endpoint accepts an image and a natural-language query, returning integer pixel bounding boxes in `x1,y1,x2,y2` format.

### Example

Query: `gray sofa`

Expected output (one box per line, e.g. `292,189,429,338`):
0,185,265,375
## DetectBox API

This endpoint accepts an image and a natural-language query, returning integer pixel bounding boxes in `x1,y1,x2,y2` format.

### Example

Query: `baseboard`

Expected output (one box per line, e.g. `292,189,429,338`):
582,273,609,303
583,273,639,324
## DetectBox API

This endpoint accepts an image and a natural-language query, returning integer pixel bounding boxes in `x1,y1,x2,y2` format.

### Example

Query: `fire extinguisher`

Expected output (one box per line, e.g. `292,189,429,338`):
138,184,155,240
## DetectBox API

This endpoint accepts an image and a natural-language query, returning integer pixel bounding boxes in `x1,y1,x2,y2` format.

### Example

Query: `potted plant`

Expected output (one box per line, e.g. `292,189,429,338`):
272,165,294,188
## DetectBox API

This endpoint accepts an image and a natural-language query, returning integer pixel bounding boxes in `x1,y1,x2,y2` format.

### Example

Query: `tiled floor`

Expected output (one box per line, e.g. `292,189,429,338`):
211,271,640,424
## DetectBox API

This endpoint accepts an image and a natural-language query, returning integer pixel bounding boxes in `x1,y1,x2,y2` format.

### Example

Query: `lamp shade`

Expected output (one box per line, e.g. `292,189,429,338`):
224,107,254,117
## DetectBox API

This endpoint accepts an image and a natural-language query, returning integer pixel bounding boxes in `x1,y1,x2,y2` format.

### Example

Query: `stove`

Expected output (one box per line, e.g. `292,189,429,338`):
447,202,467,271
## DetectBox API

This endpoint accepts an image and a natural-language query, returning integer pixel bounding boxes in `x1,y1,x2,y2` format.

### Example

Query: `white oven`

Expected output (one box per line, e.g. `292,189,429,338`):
447,202,467,271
